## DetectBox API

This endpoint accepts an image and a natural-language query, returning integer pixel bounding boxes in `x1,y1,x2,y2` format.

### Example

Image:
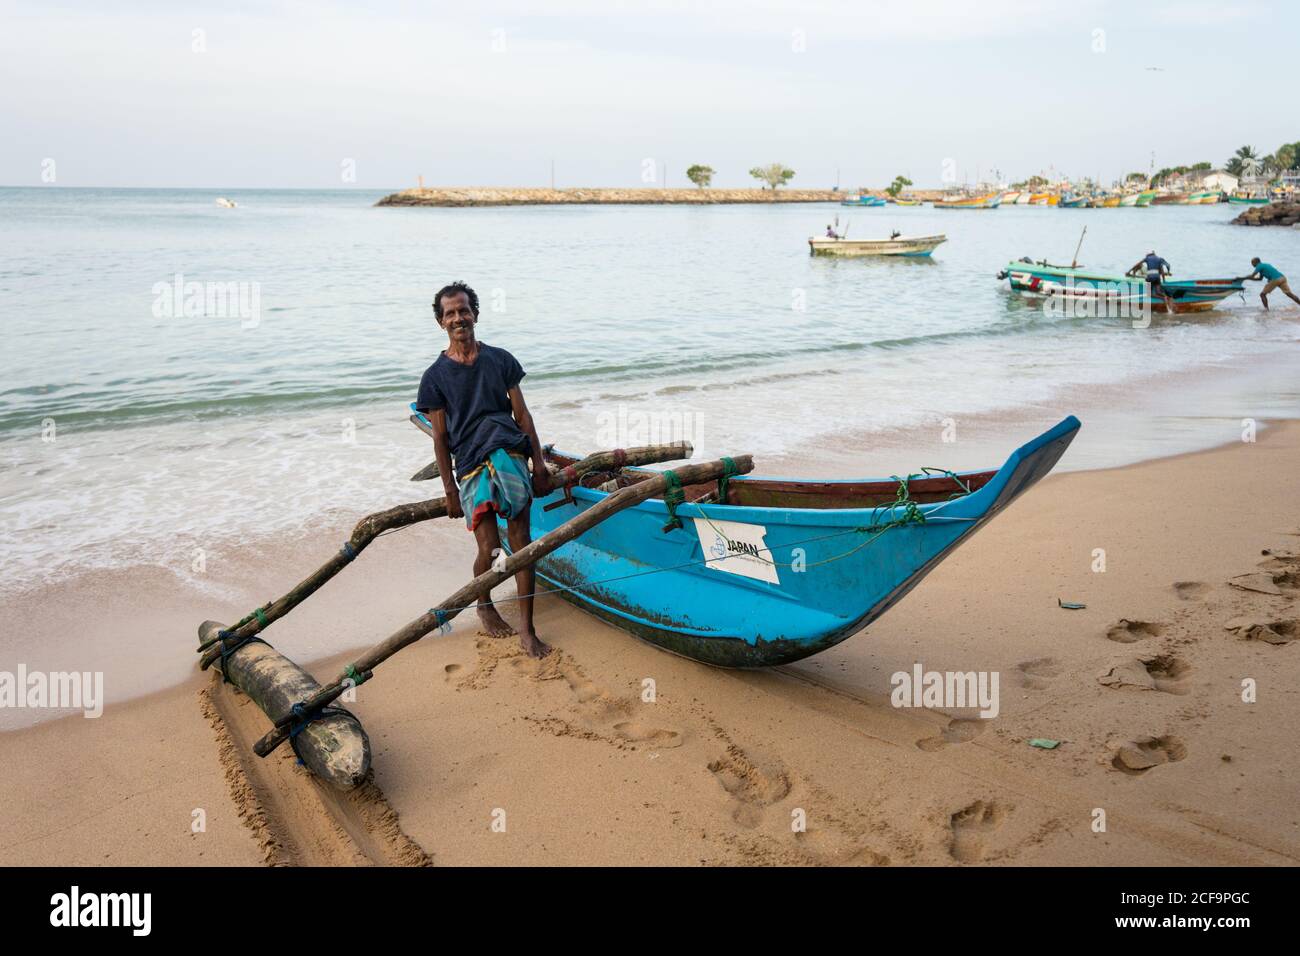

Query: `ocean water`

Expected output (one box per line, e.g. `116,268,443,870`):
2,187,1299,595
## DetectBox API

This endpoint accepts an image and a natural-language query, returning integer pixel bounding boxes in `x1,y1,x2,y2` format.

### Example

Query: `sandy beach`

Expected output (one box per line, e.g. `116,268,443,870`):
4,419,1298,867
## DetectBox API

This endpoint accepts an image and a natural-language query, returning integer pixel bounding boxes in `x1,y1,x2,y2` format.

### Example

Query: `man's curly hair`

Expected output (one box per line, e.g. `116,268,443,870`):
432,281,479,322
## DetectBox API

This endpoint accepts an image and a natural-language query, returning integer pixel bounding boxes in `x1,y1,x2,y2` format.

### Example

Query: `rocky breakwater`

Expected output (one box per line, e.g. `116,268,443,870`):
1231,201,1300,227
376,187,844,207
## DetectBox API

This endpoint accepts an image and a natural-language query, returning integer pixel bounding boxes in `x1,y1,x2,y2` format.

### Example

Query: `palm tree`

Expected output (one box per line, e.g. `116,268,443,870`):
1226,144,1259,176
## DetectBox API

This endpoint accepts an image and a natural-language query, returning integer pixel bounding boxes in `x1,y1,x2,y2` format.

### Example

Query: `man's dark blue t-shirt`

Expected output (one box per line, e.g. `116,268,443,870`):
415,344,530,481
1142,253,1169,279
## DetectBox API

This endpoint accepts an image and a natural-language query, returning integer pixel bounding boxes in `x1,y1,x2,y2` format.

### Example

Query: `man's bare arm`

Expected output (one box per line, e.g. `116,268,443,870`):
508,385,551,495
428,409,462,519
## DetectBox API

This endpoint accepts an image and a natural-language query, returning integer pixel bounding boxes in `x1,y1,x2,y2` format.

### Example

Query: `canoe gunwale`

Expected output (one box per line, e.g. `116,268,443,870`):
525,417,1081,666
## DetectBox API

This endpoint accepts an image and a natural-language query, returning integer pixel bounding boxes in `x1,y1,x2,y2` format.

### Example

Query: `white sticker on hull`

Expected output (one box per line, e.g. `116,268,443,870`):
694,517,780,584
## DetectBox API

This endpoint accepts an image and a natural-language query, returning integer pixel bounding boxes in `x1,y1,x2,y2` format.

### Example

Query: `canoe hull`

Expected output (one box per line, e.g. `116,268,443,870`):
501,418,1080,667
934,194,1001,209
809,234,947,257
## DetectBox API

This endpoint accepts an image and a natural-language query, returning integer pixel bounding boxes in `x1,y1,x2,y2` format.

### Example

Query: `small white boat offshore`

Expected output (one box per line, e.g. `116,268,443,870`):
215,197,237,208
808,234,948,257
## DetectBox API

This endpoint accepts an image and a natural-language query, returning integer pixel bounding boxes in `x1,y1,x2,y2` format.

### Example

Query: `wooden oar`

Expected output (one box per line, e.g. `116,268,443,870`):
198,441,692,670
250,454,753,758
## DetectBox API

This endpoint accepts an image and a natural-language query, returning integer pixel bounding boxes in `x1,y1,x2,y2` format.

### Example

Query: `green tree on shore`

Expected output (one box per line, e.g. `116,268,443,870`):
1225,145,1259,177
885,175,913,197
685,164,714,188
1274,142,1298,172
749,164,795,190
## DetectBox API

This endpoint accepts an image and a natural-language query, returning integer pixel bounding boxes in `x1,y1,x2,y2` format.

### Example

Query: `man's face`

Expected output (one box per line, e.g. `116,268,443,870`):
438,292,477,345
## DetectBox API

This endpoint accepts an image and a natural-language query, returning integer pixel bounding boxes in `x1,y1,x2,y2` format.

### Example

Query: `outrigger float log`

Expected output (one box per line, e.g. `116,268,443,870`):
194,443,747,788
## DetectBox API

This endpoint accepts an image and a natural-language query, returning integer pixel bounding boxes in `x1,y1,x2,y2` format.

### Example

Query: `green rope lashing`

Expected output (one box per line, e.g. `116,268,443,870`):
920,467,973,499
343,664,369,686
716,456,737,504
229,602,271,632
884,474,926,530
661,470,685,532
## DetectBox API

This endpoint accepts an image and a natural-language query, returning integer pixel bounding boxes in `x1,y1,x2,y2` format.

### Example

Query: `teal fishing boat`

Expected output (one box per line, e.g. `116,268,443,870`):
998,260,1244,314
840,195,887,207
407,415,1081,667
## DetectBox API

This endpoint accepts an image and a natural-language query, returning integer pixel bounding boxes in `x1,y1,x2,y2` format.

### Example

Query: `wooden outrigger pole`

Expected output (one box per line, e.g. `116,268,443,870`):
197,442,692,672
249,455,752,762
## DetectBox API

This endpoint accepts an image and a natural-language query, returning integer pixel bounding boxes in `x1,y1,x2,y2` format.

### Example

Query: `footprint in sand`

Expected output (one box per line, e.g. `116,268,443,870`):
1017,657,1062,689
792,828,891,866
513,655,681,749
1109,735,1187,775
916,718,987,752
1173,581,1210,601
948,800,1007,863
1224,616,1299,645
1106,619,1165,643
1097,654,1191,695
612,721,683,749
1276,570,1300,592
708,746,792,829
443,663,462,683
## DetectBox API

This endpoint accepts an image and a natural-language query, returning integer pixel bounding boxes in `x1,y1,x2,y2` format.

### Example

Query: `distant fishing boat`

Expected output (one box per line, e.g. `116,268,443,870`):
1152,192,1192,205
1001,191,1022,204
1228,194,1270,205
1099,195,1121,208
808,234,947,257
934,193,1001,209
1028,192,1059,206
215,197,237,208
998,260,1245,314
1059,195,1091,208
890,197,923,206
1189,190,1222,204
840,195,887,207
1120,190,1156,207
1015,192,1032,204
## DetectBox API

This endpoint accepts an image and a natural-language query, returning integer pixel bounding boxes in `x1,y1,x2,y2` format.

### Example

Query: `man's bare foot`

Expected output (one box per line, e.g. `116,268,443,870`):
519,631,552,658
477,604,516,638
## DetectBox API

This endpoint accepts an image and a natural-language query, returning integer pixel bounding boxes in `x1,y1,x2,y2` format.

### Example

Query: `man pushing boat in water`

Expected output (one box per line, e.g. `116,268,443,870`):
417,281,553,658
1239,257,1300,310
1127,250,1174,313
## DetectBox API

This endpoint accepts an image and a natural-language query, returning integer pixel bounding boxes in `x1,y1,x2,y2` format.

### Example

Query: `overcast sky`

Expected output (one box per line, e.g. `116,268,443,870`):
1,0,1292,189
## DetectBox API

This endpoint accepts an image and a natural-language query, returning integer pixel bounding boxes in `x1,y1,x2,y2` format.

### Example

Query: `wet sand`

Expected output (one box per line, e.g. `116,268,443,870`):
3,423,1299,866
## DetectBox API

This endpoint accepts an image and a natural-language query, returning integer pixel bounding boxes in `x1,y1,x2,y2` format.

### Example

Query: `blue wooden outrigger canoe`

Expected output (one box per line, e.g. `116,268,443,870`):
408,415,1079,668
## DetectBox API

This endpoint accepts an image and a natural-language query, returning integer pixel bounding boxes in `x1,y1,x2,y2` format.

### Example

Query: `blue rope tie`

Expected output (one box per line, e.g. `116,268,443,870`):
340,541,358,561
287,702,347,766
218,634,267,684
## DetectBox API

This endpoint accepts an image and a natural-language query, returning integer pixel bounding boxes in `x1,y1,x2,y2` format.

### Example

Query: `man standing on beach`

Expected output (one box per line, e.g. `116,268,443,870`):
417,281,553,658
1241,258,1300,310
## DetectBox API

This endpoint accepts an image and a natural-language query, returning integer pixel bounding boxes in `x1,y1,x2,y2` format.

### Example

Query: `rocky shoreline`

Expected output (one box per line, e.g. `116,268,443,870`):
376,187,855,207
1231,201,1300,227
